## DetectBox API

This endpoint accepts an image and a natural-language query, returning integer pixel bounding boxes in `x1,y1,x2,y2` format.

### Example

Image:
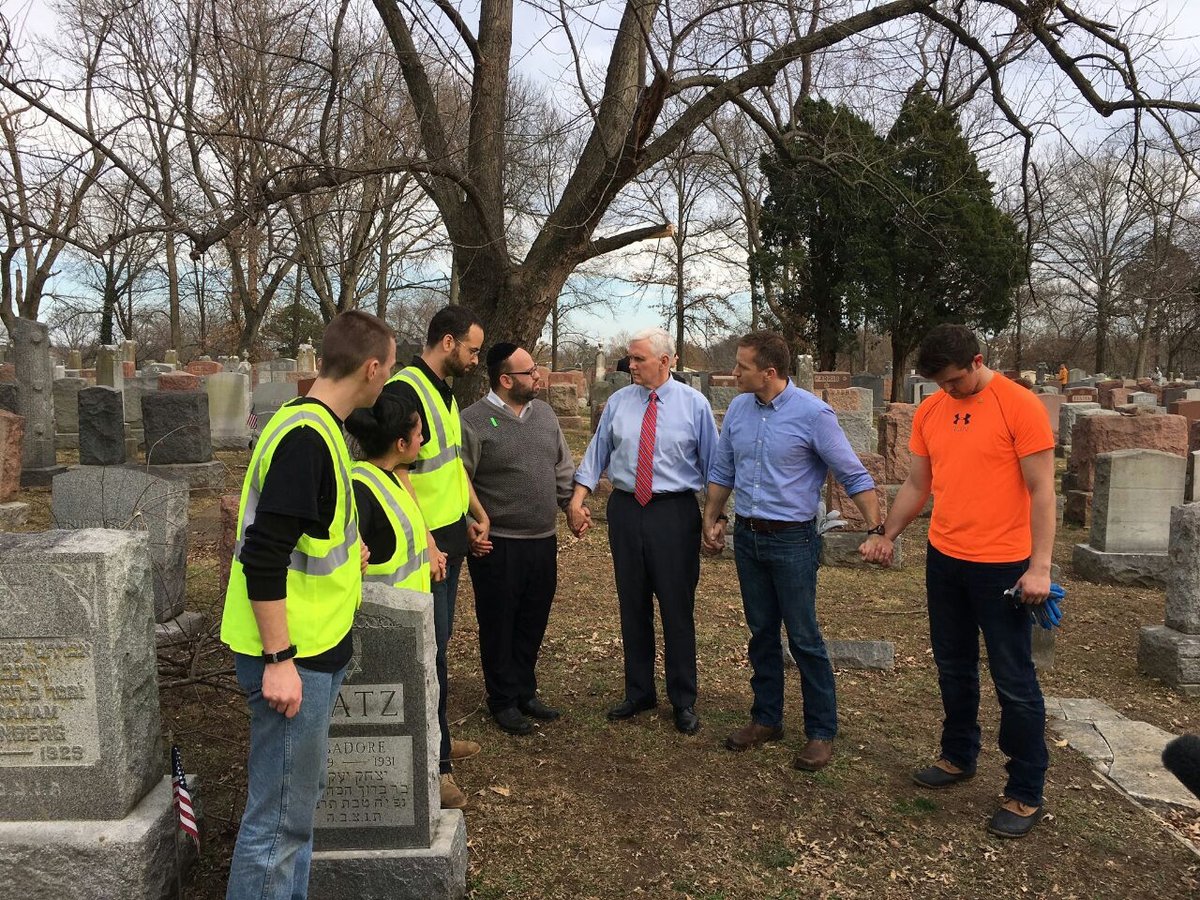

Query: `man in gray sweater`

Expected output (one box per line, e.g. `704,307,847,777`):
462,343,579,735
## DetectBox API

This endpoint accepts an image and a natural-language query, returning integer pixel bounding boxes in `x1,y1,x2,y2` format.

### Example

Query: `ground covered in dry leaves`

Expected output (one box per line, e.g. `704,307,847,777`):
23,448,1199,899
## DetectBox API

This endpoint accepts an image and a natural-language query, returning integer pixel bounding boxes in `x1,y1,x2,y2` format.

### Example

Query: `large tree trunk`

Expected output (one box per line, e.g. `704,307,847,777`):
889,333,911,401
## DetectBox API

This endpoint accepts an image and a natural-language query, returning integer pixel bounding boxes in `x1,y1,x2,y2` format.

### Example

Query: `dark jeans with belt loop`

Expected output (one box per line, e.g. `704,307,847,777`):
733,517,836,740
925,543,1048,807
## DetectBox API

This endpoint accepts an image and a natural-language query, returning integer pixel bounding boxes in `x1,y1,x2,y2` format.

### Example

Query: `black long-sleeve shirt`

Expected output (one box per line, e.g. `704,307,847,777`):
238,397,352,672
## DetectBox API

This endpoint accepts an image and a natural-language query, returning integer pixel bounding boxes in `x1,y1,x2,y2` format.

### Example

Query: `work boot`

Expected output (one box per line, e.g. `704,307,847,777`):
439,773,468,810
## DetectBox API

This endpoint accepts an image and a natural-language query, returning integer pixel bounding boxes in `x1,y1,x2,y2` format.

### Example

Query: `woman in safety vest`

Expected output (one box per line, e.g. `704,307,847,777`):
346,390,448,593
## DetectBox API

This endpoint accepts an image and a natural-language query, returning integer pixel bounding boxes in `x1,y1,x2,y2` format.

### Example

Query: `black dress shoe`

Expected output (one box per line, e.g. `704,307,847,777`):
606,697,656,721
518,697,561,721
674,706,701,735
493,706,533,735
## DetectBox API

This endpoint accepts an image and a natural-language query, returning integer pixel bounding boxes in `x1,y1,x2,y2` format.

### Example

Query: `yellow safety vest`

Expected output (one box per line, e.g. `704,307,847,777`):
221,400,361,657
352,461,431,592
388,365,469,530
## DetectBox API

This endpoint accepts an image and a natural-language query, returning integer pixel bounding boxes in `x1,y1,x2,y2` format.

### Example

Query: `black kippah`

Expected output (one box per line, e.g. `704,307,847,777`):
486,342,518,368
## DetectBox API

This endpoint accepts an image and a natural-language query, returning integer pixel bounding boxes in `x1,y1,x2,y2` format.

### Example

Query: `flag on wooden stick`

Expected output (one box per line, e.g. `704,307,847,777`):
171,744,200,849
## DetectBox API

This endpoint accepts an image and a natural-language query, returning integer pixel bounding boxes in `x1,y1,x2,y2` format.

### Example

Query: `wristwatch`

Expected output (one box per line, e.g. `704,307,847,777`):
262,644,298,664
866,524,886,537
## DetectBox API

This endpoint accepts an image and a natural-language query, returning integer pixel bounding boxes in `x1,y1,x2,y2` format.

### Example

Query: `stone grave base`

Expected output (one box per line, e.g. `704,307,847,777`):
309,808,468,900
212,431,251,451
820,531,903,568
1073,543,1167,588
19,463,68,488
1138,625,1200,696
155,609,207,649
555,416,588,431
0,776,199,900
55,431,79,450
0,500,28,528
130,459,226,491
785,637,895,671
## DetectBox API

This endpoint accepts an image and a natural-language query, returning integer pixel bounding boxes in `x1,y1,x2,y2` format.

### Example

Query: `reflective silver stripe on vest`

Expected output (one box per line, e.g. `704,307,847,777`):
234,407,358,576
354,465,427,585
398,371,461,474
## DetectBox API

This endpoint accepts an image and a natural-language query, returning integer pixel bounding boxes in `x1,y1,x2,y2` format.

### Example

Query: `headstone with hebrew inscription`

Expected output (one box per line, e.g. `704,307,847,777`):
310,583,467,899
0,529,197,898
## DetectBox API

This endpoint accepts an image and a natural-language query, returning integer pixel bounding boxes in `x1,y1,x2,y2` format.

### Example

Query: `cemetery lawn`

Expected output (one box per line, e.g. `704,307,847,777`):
26,449,1197,899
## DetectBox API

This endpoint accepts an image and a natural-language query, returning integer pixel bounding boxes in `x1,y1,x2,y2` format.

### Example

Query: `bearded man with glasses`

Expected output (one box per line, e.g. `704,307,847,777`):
461,343,580,735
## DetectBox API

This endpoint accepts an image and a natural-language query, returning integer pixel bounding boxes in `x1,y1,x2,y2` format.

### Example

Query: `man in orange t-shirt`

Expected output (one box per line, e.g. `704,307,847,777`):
861,324,1056,839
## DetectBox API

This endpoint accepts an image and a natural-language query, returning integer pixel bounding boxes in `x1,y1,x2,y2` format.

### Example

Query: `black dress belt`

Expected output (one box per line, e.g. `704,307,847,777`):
736,516,815,533
614,489,696,503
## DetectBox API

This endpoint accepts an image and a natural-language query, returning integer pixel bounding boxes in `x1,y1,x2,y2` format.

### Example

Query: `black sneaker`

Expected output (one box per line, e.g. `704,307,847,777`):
493,706,533,735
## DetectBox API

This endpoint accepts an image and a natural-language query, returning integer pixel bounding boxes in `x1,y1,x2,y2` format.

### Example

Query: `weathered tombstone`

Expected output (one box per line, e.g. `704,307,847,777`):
914,381,940,404
1139,503,1200,695
96,344,124,391
1036,394,1065,440
850,373,884,408
825,452,887,532
1064,387,1098,403
184,358,223,377
793,354,814,392
0,529,195,897
813,371,851,391
12,318,65,486
158,371,200,391
1129,391,1157,406
67,349,83,371
78,386,127,466
119,339,137,365
1068,413,1189,492
141,391,224,490
877,402,915,484
207,372,251,450
1056,402,1101,452
1169,399,1200,423
142,362,175,377
163,349,179,366
309,584,467,899
297,343,318,374
142,391,212,464
0,410,28,528
52,468,189,622
604,371,631,388
547,383,579,417
1068,368,1087,383
52,376,86,449
1073,450,1185,587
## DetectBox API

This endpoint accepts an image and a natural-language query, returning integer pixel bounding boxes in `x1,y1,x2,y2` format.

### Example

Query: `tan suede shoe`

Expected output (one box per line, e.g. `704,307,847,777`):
440,773,468,810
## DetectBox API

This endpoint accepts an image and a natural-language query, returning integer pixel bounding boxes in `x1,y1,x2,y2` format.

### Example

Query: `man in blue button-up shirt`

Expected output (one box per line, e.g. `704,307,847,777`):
703,331,880,771
571,328,718,735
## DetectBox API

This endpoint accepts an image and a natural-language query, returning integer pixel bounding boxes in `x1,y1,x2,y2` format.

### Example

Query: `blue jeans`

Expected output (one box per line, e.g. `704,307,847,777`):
227,654,347,900
733,520,836,739
431,558,462,774
926,544,1048,807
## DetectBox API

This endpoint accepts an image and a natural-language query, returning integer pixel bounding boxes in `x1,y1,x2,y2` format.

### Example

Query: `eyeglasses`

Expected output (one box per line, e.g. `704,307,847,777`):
452,338,481,358
504,366,540,379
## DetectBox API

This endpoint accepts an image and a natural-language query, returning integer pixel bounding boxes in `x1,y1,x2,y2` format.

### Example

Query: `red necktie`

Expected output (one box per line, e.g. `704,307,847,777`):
633,391,658,506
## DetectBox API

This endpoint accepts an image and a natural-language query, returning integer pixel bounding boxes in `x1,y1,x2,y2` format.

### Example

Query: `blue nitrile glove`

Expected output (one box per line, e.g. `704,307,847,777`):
1004,583,1065,630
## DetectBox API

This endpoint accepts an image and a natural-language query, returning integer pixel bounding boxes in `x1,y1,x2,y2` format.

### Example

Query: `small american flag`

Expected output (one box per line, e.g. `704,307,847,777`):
171,744,200,849
246,410,259,430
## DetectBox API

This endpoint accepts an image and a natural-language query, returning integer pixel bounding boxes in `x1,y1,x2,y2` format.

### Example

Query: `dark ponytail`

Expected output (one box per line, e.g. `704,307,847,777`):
345,385,422,459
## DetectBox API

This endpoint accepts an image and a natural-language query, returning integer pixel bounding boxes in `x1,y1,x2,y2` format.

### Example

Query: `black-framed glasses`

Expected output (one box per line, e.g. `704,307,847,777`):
504,366,540,379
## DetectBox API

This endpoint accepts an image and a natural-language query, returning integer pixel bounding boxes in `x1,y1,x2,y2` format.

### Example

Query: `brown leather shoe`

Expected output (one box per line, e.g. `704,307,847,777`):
450,739,481,761
725,721,784,752
440,773,468,809
793,738,833,772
